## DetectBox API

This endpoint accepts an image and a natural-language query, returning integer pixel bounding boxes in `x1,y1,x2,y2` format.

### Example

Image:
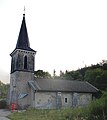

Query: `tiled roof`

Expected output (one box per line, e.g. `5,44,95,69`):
29,78,98,93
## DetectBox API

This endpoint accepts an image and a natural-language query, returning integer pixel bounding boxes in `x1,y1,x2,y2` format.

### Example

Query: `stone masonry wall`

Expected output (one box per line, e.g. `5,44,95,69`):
34,92,92,109
10,71,34,109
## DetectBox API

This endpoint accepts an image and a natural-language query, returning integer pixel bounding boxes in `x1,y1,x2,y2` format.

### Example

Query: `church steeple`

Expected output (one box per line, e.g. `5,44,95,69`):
10,13,36,73
16,14,35,52
9,12,36,109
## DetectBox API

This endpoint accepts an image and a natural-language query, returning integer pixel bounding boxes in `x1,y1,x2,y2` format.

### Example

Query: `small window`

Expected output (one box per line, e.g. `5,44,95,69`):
65,98,67,103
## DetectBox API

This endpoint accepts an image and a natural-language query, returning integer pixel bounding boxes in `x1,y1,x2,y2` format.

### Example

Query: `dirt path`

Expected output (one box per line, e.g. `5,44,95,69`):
0,109,11,120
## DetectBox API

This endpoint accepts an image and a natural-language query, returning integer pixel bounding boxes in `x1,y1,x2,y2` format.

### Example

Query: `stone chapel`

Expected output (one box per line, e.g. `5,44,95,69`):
8,13,99,109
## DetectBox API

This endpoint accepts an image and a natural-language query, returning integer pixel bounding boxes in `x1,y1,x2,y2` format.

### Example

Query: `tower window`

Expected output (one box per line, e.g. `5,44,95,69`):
24,56,27,69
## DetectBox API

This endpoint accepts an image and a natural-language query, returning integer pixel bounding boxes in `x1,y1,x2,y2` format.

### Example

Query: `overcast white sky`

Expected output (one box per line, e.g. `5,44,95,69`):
0,0,107,83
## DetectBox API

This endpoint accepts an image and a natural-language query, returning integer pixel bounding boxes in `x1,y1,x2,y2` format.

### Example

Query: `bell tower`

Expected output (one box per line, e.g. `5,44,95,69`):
9,13,36,108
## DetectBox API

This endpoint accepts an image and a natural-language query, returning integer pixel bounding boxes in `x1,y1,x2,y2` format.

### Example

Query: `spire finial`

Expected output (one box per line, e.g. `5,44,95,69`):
23,6,25,17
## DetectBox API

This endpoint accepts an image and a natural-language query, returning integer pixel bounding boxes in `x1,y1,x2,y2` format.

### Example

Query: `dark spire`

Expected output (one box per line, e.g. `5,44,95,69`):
16,14,35,52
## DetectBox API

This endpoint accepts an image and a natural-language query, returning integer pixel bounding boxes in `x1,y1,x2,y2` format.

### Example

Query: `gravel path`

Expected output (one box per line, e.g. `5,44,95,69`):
0,109,11,120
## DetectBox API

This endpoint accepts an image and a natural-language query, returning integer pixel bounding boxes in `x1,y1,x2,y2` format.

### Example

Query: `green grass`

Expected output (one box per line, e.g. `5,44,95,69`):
8,107,91,120
8,108,74,120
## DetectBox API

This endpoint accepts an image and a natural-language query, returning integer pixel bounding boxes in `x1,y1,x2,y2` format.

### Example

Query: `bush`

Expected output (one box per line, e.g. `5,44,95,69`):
0,99,7,109
70,91,107,120
88,92,107,120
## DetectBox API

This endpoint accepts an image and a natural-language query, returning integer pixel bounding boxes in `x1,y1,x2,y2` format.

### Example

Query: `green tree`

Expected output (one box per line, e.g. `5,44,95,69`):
0,81,9,99
34,70,51,78
63,71,83,80
84,68,103,89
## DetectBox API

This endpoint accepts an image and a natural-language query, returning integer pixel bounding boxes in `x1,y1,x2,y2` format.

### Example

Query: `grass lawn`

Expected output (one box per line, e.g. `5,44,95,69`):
8,108,74,120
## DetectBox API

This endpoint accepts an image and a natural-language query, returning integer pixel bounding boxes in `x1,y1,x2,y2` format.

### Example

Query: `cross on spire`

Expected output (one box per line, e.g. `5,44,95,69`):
15,10,36,52
23,6,25,17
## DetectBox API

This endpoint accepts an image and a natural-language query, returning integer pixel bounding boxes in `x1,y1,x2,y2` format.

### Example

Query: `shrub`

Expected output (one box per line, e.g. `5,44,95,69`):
0,99,7,109
88,92,107,120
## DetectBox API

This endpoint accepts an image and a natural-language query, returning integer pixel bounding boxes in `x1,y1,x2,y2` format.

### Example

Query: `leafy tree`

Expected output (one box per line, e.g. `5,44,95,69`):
63,71,73,80
62,71,83,80
84,68,102,82
102,63,107,70
0,81,9,99
34,70,51,78
84,68,107,90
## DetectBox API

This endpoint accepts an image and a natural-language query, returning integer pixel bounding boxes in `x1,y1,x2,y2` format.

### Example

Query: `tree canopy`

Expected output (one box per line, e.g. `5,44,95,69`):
0,81,9,99
59,60,107,90
34,70,51,79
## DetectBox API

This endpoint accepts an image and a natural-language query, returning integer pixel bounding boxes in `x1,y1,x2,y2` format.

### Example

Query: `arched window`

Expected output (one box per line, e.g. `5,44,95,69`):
24,56,27,69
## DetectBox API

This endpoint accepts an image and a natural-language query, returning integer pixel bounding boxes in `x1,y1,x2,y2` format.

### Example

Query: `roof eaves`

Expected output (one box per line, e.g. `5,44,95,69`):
10,48,36,56
86,82,99,92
